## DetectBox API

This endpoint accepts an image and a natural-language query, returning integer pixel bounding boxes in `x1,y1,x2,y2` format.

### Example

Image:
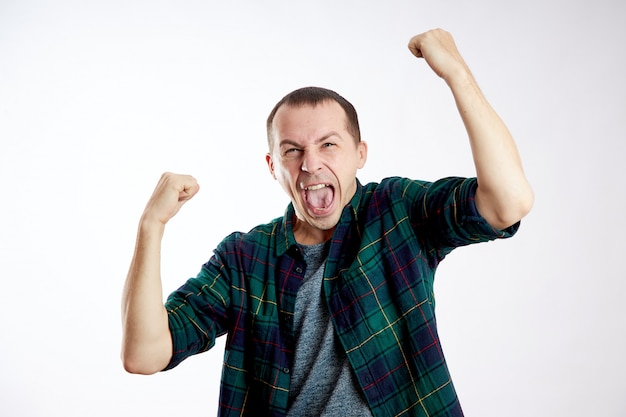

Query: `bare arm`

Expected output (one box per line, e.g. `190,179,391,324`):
408,29,534,229
121,172,200,374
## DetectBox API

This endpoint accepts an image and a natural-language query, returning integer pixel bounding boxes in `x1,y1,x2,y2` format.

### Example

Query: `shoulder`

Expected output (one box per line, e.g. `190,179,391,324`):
208,217,287,271
359,176,477,203
358,176,434,204
216,217,283,250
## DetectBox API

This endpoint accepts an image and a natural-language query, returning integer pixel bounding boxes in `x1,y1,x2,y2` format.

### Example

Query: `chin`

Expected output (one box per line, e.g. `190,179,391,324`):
311,214,341,231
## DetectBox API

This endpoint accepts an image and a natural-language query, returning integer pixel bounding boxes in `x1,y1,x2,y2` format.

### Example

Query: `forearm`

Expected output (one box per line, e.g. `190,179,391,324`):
447,71,533,229
121,218,173,374
408,29,533,229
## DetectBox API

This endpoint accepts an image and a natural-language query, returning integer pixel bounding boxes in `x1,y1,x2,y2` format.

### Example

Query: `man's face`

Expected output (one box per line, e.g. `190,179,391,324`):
266,100,367,243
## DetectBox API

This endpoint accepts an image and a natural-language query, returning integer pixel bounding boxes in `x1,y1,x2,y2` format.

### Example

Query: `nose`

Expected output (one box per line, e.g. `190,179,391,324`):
301,150,322,173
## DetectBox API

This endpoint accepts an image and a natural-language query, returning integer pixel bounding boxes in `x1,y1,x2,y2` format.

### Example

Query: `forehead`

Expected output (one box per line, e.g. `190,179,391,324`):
272,101,348,139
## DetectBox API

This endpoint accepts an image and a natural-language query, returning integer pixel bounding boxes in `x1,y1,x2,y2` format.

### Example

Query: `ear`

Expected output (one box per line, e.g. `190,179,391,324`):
266,153,277,179
357,141,368,169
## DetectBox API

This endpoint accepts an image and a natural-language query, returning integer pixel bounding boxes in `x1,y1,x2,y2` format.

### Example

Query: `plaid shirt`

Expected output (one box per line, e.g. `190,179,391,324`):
164,176,519,417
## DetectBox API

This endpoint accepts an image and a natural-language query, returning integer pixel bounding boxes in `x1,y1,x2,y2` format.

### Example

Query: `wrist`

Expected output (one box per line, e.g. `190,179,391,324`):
138,214,166,238
444,66,474,90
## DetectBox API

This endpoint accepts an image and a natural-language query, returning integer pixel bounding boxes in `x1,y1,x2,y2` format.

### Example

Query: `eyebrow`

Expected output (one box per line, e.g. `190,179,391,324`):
278,132,341,148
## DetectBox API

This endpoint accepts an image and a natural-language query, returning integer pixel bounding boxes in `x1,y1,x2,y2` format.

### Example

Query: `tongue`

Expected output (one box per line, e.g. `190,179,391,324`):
306,187,333,209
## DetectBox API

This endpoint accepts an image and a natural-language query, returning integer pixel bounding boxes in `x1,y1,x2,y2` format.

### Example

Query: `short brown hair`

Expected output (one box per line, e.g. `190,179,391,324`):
266,86,361,150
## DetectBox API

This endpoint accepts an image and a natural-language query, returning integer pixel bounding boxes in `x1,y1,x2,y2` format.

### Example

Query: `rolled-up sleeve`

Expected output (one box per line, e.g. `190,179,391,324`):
411,176,520,261
164,247,232,370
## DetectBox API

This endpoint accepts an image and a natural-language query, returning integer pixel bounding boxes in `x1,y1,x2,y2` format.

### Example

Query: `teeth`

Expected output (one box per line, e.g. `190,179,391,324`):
305,184,329,191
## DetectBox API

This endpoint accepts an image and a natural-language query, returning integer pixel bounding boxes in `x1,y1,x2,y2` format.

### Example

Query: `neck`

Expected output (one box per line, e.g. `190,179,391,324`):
293,221,334,245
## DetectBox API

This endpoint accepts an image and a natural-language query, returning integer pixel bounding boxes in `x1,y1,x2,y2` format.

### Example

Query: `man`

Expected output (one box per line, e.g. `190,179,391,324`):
121,29,533,416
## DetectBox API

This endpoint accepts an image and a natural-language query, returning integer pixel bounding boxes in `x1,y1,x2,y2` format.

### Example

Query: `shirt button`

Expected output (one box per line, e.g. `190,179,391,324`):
282,367,290,374
295,267,303,274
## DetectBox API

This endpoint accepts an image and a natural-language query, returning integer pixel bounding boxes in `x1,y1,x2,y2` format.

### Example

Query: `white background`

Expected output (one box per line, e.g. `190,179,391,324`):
1,1,625,416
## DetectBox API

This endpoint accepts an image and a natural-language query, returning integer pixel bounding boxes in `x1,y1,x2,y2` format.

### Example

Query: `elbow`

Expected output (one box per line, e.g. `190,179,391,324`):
519,187,535,218
121,352,164,375
477,183,534,230
494,186,535,229
513,182,535,220
121,341,171,375
120,310,173,375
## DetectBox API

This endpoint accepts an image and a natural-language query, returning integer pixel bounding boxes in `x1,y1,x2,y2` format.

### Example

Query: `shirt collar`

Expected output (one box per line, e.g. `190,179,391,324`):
276,204,299,258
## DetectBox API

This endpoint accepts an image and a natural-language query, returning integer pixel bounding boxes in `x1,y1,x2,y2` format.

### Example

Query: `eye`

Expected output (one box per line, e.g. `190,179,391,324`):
283,147,302,157
322,142,335,148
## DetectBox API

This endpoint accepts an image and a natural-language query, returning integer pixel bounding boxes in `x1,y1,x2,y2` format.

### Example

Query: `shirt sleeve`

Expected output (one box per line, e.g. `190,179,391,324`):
162,238,234,370
409,176,520,262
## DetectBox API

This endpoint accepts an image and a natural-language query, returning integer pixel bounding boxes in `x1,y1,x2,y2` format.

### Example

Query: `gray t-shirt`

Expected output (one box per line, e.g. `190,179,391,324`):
286,242,373,417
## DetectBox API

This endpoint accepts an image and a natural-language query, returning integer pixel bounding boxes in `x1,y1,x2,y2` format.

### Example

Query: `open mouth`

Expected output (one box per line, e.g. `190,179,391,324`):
302,183,335,214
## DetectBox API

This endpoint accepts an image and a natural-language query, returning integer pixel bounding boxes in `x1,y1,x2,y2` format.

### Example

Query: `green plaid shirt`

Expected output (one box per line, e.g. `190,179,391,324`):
164,176,519,416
